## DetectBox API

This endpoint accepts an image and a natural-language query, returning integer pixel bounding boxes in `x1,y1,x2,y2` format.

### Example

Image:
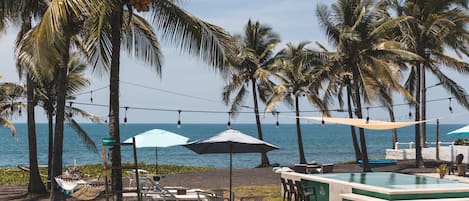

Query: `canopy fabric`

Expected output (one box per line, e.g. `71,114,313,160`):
123,129,189,148
183,129,279,200
298,116,431,130
448,125,469,137
183,129,279,154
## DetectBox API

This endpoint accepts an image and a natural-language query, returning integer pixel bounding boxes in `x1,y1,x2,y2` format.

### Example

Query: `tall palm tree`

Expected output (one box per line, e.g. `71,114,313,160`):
223,19,280,167
390,0,469,167
265,41,330,164
84,1,232,199
316,0,418,172
27,52,101,188
16,0,96,199
0,0,48,194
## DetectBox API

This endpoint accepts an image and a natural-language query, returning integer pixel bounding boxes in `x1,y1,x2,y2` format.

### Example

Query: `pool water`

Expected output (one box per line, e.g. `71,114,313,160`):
316,172,469,189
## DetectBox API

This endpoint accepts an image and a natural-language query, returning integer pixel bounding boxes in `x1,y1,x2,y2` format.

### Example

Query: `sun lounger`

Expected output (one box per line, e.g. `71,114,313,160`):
55,177,86,194
55,176,106,200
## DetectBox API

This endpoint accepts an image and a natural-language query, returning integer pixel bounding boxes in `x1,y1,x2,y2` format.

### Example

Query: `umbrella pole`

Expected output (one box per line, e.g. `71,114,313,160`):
230,143,233,201
155,147,158,175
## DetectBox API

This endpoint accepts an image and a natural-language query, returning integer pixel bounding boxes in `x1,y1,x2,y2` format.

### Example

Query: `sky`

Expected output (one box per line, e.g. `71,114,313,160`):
0,0,468,125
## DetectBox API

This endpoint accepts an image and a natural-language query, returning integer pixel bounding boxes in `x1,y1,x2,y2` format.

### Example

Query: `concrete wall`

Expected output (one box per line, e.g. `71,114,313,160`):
386,145,469,163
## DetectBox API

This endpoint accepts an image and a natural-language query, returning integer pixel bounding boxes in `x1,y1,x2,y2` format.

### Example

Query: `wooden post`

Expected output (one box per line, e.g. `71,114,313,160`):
133,137,141,201
436,119,440,160
102,145,109,201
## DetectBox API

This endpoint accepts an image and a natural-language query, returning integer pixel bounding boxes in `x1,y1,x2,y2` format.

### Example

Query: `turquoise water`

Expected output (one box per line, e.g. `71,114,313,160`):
0,123,463,168
317,172,469,189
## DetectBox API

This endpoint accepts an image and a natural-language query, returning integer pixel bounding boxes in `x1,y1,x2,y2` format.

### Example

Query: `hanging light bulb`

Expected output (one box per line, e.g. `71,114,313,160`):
18,108,21,115
227,112,232,129
69,102,73,117
366,107,370,124
90,90,93,103
177,110,181,128
408,103,412,119
321,114,325,127
275,111,280,128
124,107,128,125
449,98,453,113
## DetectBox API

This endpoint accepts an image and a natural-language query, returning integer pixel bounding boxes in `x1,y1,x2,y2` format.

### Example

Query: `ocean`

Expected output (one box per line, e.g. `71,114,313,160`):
0,123,463,168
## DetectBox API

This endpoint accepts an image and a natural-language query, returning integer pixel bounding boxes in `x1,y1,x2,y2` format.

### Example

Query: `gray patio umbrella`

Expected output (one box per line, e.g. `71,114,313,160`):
124,129,189,174
182,129,279,199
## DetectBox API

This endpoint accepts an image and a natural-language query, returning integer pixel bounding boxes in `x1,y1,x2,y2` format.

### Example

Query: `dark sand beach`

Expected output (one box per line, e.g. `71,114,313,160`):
0,160,443,200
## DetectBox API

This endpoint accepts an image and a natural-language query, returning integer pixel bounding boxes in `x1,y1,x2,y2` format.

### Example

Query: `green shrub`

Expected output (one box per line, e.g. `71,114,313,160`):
454,138,469,145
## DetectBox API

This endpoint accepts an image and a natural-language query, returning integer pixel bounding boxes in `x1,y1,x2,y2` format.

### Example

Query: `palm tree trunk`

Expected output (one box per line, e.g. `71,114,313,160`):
19,14,45,194
421,60,427,148
346,84,362,162
50,40,70,201
387,105,398,149
47,107,54,190
415,62,423,168
26,74,46,194
251,78,270,167
109,4,124,200
295,95,306,164
351,74,371,172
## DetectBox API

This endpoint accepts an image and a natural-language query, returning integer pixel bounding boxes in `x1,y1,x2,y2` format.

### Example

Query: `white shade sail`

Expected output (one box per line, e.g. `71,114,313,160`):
297,116,432,130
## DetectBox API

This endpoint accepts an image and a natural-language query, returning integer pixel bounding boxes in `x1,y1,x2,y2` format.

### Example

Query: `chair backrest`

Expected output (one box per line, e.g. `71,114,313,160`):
281,178,289,192
294,181,305,198
287,179,296,195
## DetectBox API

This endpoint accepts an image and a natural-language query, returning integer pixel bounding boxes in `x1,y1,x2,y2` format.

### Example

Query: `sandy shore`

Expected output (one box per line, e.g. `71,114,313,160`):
0,159,444,200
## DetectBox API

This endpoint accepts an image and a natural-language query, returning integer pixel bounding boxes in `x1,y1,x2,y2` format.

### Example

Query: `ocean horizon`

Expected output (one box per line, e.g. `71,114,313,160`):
0,123,464,168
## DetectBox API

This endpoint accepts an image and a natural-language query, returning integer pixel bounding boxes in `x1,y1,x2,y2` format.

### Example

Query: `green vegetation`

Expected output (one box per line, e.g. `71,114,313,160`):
0,163,211,185
233,184,281,201
454,138,469,146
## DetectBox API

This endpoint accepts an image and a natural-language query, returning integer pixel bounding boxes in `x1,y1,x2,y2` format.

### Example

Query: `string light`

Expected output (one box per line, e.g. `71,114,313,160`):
321,113,325,127
177,110,181,128
90,90,93,103
366,107,370,124
124,107,128,125
66,93,464,124
449,98,453,113
275,111,280,128
227,112,232,129
408,103,412,119
69,102,73,117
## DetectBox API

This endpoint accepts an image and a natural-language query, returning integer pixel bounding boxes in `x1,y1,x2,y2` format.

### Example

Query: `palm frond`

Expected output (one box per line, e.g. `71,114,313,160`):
66,107,103,123
150,0,233,69
428,65,469,109
66,119,99,154
122,10,163,74
0,118,17,140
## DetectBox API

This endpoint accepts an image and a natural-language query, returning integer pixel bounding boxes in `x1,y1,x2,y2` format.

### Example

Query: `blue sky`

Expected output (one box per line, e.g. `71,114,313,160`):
0,0,468,124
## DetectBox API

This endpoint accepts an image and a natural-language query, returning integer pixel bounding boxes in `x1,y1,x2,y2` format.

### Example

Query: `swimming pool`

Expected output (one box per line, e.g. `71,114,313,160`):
281,172,469,201
318,172,467,189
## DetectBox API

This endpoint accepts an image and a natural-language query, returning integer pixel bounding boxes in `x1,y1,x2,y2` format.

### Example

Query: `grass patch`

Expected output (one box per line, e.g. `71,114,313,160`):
0,163,211,185
232,184,281,201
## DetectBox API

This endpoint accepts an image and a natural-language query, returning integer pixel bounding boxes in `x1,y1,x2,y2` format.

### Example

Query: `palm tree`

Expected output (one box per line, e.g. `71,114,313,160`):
223,19,280,167
0,0,48,194
265,41,330,164
16,1,97,199
390,0,469,167
316,0,419,171
27,52,101,188
84,1,233,199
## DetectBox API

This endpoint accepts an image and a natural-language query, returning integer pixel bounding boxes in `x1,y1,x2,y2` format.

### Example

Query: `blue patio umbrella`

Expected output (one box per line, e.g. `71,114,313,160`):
448,125,469,137
124,129,189,174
